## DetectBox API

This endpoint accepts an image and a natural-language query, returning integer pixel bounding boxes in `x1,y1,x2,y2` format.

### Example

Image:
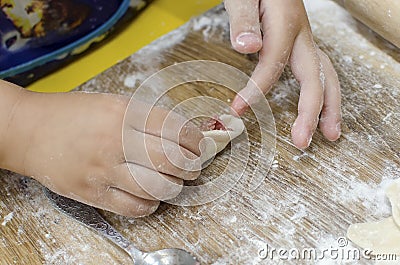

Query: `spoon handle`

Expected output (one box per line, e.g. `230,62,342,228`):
44,188,142,258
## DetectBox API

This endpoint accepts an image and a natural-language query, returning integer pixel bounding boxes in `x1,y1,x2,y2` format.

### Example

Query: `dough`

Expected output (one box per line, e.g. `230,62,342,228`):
347,217,400,255
200,114,245,163
386,179,400,227
347,178,400,255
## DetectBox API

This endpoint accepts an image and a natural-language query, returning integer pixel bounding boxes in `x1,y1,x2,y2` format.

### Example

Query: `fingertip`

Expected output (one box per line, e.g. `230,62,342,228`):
292,133,312,150
233,32,262,54
291,120,313,150
181,169,201,181
102,187,161,218
135,200,161,217
231,94,249,116
321,121,341,142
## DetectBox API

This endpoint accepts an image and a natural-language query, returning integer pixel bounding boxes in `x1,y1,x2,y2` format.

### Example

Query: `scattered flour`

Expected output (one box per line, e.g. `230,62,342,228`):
290,204,308,222
382,112,393,123
211,257,230,265
123,72,148,88
38,239,78,265
338,178,394,218
122,26,190,90
293,152,315,162
1,212,14,226
122,6,228,90
192,14,228,40
342,55,353,64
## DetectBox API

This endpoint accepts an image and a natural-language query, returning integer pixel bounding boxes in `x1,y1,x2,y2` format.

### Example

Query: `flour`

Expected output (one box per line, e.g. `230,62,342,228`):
342,55,353,64
38,239,77,265
123,72,148,88
290,204,307,221
293,152,314,162
211,257,230,265
338,178,394,218
192,14,228,40
271,160,279,169
383,112,393,123
122,6,228,91
122,26,189,91
1,212,14,226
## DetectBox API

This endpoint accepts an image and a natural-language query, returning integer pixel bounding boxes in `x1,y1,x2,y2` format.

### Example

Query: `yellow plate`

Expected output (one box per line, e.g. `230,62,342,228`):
28,0,220,93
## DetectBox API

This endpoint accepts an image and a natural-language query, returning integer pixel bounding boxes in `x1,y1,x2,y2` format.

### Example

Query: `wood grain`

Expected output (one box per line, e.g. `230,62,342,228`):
1,3,399,264
332,0,400,48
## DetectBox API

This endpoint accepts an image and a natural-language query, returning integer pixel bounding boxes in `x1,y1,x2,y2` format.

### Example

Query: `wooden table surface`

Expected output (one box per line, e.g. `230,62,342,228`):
1,2,399,264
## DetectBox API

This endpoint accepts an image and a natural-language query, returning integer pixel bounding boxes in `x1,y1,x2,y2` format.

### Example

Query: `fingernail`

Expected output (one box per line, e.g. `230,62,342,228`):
236,32,261,47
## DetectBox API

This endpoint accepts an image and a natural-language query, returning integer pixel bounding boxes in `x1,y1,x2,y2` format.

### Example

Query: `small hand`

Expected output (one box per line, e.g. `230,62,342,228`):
225,0,341,149
3,91,203,217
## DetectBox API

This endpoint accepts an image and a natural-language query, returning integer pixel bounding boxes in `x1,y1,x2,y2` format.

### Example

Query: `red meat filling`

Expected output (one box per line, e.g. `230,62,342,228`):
200,116,232,131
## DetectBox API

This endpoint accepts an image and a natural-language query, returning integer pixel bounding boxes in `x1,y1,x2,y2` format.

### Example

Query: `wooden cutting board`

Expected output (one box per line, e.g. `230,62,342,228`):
1,3,399,264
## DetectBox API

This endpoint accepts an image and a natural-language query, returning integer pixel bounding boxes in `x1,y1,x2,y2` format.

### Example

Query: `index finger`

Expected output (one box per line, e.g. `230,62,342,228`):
231,1,299,115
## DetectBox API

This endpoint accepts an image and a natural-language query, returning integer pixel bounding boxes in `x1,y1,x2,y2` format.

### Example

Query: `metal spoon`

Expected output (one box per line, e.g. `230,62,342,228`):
44,188,199,265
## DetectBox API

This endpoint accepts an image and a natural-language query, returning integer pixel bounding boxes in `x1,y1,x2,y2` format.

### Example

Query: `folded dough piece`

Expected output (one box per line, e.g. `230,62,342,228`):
347,178,400,255
386,179,400,227
201,114,245,163
347,217,400,255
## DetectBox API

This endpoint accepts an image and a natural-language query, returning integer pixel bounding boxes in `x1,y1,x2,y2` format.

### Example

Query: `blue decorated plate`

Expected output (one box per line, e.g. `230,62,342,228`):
0,0,141,85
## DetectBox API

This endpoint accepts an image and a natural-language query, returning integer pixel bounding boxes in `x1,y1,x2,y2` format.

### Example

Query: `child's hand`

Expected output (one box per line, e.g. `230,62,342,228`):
225,0,341,149
1,90,203,217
